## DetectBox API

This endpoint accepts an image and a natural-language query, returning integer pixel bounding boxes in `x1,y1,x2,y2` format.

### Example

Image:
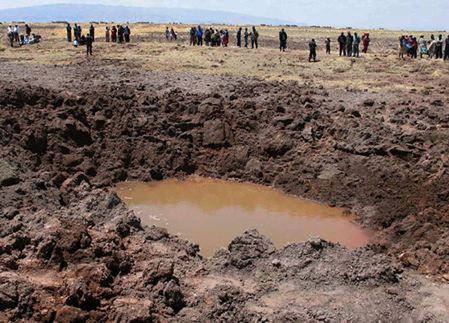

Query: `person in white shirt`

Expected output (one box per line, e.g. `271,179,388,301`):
13,25,20,41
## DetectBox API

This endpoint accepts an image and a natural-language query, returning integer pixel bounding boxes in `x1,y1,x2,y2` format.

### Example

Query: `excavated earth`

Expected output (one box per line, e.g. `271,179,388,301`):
1,60,449,322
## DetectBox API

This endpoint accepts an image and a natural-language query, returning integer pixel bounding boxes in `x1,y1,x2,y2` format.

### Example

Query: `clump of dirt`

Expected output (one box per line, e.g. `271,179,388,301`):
1,78,448,321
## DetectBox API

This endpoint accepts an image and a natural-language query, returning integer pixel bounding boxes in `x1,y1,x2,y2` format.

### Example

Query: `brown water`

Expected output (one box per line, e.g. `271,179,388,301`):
114,177,371,257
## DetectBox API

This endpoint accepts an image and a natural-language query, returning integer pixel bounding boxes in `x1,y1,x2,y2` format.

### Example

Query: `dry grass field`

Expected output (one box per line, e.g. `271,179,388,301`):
1,23,448,91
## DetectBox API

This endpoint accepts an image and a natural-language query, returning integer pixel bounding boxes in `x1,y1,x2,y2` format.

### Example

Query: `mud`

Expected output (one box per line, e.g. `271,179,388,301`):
1,58,449,321
114,177,370,256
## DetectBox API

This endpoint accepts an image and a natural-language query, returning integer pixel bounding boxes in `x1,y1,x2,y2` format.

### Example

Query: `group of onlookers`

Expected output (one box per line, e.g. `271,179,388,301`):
400,34,449,60
65,23,132,56
165,27,178,41
335,32,370,57
181,26,260,49
6,24,40,47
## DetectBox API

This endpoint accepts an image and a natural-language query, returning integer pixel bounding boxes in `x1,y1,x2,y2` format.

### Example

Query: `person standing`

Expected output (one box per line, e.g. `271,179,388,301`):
86,33,93,56
418,35,428,58
111,25,117,43
13,25,20,42
252,26,259,49
66,23,72,42
338,32,347,56
105,26,110,42
362,33,370,53
165,27,170,41
77,25,82,41
89,24,95,42
244,27,249,48
347,32,353,57
7,25,14,47
353,32,360,57
196,25,203,46
309,38,317,62
279,28,287,52
124,25,131,43
171,28,177,41
236,27,242,47
25,24,31,37
444,35,449,61
435,34,444,59
325,37,331,54
117,25,124,43
74,23,78,40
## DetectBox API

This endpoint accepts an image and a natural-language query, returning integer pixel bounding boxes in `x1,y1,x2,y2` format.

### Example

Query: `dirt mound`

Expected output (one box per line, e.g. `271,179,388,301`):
1,79,449,321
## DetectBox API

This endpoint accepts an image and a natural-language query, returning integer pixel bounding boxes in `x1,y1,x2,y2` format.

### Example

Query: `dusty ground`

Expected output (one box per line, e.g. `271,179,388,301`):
1,24,449,322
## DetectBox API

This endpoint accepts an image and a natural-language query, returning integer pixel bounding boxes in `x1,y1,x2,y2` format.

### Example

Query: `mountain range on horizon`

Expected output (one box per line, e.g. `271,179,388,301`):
0,4,300,25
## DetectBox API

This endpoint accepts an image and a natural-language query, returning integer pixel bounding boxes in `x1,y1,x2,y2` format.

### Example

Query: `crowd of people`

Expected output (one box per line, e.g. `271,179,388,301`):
6,24,40,47
165,27,178,41
65,23,132,55
6,23,449,63
399,34,449,60
178,25,260,49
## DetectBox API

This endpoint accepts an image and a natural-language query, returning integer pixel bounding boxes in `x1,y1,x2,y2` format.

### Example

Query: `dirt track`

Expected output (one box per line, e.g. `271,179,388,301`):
1,47,449,321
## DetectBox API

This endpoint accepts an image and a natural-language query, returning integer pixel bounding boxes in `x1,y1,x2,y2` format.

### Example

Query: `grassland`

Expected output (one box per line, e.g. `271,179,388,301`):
1,23,448,92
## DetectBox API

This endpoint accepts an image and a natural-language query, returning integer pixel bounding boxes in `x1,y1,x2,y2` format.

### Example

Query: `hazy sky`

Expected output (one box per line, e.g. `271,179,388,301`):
0,0,448,30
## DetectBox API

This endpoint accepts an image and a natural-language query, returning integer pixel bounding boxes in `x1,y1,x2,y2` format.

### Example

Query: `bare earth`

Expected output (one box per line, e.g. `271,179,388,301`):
0,23,449,322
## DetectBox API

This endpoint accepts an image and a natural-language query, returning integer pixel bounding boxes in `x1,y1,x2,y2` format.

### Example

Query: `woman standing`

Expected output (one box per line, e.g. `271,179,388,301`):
105,26,110,43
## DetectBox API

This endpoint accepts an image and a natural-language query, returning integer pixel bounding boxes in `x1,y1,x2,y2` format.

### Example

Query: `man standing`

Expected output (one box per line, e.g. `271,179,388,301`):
25,24,31,37
347,32,353,57
353,32,360,57
111,26,117,43
86,33,93,56
444,35,449,61
244,28,249,48
325,38,331,54
13,25,20,42
338,32,347,56
237,27,242,47
279,28,288,52
89,24,95,42
66,23,72,42
117,25,124,43
309,38,317,62
435,34,444,59
7,25,14,47
124,25,131,43
252,26,259,49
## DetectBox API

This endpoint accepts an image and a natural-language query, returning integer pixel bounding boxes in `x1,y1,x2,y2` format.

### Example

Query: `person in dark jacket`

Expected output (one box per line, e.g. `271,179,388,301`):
86,33,93,56
435,34,444,59
111,26,117,43
338,32,347,56
66,23,72,42
124,25,131,43
236,27,242,47
309,39,317,62
325,38,331,54
252,26,259,49
347,32,353,57
244,28,249,48
279,28,287,52
25,24,31,37
89,24,95,42
353,32,360,57
117,25,124,43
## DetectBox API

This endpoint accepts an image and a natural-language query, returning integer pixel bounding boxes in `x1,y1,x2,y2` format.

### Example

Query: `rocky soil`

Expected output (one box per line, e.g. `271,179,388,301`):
1,60,449,322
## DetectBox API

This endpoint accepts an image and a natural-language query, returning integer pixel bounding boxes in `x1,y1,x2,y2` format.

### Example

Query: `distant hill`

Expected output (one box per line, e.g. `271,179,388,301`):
0,4,299,25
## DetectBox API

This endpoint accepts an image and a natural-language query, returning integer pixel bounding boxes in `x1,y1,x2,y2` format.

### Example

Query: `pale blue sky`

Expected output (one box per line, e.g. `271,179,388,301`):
0,0,448,30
